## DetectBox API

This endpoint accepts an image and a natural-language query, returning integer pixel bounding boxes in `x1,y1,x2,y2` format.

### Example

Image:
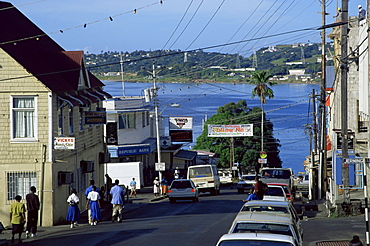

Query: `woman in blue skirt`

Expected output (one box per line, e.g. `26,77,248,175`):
66,189,80,228
86,186,101,225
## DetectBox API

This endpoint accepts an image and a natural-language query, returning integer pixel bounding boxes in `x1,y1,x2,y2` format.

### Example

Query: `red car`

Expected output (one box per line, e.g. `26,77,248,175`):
267,183,294,203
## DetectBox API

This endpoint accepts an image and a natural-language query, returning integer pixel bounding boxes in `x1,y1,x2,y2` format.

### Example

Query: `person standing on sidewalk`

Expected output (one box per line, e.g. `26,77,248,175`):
86,186,101,226
129,178,137,198
85,180,100,224
153,177,160,198
25,186,40,238
110,179,125,223
66,189,80,228
10,195,26,244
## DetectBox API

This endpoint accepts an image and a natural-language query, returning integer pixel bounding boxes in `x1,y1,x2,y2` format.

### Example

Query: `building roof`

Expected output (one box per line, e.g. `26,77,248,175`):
174,150,197,160
0,1,105,94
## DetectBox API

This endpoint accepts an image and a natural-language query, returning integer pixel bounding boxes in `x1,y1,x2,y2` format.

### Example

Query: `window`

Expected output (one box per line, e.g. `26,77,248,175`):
11,96,37,140
58,106,64,136
142,112,145,127
79,108,84,131
7,171,37,201
69,106,74,134
118,113,136,129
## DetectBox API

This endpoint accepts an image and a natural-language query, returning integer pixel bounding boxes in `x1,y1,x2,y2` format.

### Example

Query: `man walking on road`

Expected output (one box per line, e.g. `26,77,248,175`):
129,177,137,198
110,179,125,223
26,186,40,238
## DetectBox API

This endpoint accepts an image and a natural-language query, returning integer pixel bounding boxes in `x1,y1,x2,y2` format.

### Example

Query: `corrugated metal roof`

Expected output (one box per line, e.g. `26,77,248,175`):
0,2,106,94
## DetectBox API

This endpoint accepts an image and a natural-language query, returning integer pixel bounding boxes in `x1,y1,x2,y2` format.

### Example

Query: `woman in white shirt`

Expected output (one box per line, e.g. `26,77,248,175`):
85,186,101,225
66,189,80,228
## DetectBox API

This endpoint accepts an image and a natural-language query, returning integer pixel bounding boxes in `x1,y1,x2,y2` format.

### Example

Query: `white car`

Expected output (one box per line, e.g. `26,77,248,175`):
237,174,256,193
239,200,303,238
228,212,302,246
168,179,199,203
216,233,297,246
263,185,287,201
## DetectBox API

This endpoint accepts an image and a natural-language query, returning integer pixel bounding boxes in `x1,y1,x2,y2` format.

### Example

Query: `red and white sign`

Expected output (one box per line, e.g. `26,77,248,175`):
54,137,75,149
169,116,193,130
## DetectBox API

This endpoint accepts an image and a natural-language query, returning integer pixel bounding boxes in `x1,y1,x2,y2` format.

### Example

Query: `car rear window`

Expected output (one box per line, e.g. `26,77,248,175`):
171,181,192,189
262,170,291,179
241,206,288,213
265,187,285,196
242,175,255,180
233,222,292,236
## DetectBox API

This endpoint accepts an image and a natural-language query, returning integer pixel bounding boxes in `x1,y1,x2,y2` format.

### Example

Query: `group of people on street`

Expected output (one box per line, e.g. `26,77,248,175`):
9,186,40,244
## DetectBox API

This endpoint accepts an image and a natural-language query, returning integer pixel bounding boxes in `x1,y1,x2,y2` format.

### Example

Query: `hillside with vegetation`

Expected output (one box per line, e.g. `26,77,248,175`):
85,43,333,83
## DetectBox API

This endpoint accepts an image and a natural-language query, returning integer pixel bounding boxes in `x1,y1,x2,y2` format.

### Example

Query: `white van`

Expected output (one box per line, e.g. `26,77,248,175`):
187,165,221,195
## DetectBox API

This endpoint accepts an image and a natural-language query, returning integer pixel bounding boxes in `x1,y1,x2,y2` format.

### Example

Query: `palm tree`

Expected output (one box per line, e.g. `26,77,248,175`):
249,70,277,152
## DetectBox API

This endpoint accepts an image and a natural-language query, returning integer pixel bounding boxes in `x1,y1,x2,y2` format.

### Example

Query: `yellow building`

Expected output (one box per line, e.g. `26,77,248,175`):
0,2,111,226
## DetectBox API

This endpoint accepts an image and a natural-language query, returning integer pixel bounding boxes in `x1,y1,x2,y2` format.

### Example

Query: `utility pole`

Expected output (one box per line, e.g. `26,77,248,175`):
319,0,328,199
340,0,350,204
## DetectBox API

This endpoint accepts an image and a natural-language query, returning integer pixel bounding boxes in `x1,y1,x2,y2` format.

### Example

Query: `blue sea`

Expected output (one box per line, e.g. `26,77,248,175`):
103,81,319,175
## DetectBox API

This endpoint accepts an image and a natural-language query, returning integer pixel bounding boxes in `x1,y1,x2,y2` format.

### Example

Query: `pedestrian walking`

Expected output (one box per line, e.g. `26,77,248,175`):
25,186,40,238
85,180,100,224
66,189,80,228
129,178,137,198
153,177,160,198
254,176,267,200
86,186,101,226
10,195,26,244
110,179,125,223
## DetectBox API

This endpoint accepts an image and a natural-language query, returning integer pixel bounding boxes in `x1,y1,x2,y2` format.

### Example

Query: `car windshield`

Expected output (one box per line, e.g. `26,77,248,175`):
189,167,212,178
262,170,291,179
219,241,294,246
232,222,292,236
265,187,285,196
171,181,192,189
241,206,288,213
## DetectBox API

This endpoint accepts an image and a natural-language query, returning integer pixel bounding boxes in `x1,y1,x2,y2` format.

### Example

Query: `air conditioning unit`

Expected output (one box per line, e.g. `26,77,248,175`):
99,152,110,164
58,172,74,186
80,161,94,173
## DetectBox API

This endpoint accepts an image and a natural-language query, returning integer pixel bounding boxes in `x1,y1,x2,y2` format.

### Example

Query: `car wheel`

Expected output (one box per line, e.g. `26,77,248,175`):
217,189,220,195
169,198,175,203
237,189,243,194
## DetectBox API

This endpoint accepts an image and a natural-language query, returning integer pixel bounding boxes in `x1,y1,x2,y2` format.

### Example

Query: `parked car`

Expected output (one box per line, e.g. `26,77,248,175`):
219,170,233,187
263,185,287,202
228,212,302,246
260,168,294,190
168,179,199,203
268,183,294,203
216,233,297,246
239,200,302,238
237,174,256,193
296,174,309,190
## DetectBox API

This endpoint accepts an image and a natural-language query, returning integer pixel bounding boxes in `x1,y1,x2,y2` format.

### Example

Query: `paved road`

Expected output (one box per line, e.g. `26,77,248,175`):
0,187,367,245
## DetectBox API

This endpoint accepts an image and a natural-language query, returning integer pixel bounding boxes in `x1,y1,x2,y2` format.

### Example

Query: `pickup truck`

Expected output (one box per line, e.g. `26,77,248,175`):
259,168,294,190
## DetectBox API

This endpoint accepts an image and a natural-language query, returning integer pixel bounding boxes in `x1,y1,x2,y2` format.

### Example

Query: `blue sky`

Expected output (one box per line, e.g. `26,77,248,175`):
8,0,364,56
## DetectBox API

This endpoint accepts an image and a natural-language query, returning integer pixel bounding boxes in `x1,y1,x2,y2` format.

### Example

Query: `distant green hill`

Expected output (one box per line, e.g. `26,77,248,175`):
85,43,333,82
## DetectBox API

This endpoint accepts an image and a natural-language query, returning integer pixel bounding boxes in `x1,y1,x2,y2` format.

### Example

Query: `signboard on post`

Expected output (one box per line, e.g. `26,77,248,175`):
155,162,165,172
54,137,75,149
169,116,193,130
207,124,253,137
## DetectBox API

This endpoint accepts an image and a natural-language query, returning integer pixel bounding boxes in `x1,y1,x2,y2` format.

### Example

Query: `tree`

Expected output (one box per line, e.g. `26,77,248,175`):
193,100,281,172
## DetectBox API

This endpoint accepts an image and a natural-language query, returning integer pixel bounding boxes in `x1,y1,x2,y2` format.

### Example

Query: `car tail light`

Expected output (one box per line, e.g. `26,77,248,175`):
191,189,195,192
168,190,172,193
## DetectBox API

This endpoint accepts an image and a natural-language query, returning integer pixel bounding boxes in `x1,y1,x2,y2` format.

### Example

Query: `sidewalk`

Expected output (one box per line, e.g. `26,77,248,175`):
0,186,164,245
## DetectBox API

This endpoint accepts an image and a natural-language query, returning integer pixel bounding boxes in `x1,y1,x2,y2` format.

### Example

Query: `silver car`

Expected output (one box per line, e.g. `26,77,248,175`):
168,179,199,203
216,233,297,246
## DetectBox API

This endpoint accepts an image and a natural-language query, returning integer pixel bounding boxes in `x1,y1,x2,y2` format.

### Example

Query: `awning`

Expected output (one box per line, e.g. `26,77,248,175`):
58,94,80,107
68,92,89,105
80,90,98,103
174,150,197,160
95,87,113,99
87,89,105,101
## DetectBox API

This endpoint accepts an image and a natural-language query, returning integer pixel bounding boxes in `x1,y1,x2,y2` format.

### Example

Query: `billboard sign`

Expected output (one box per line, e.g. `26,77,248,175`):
208,124,253,137
169,116,193,130
54,137,75,149
169,130,193,142
85,111,106,125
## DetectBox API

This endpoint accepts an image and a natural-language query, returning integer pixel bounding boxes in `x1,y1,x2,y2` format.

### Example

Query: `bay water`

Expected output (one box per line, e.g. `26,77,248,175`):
104,81,319,175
